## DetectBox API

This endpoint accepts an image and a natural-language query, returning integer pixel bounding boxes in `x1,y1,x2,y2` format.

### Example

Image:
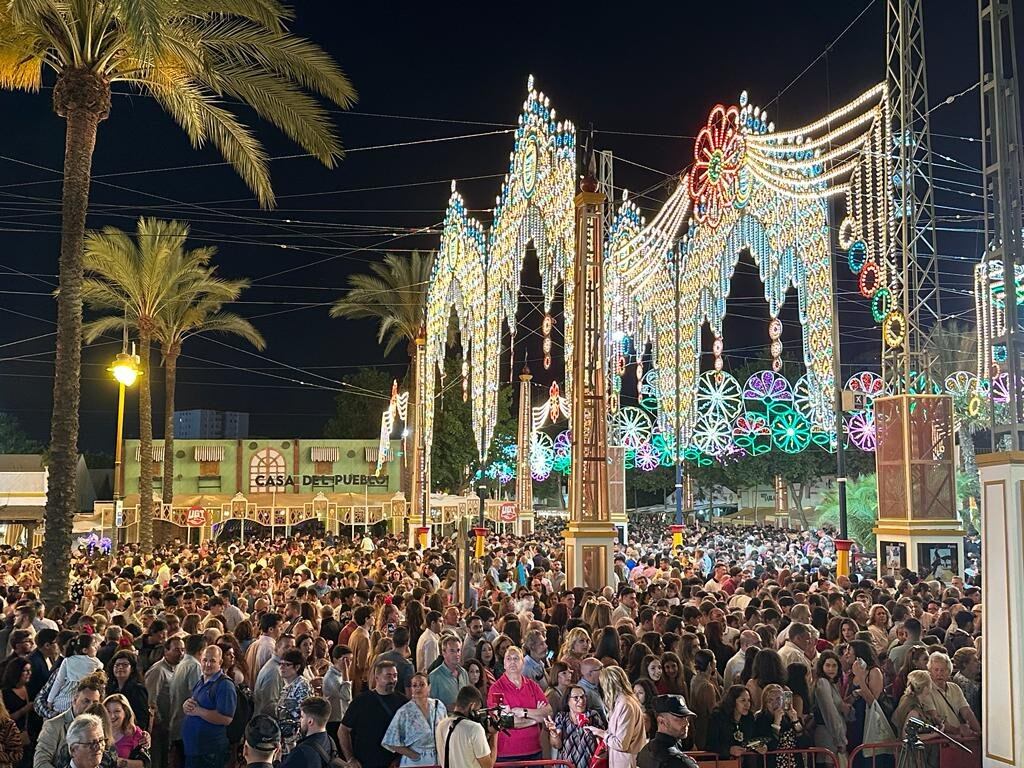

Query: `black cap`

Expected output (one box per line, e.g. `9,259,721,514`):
653,695,695,718
245,715,281,751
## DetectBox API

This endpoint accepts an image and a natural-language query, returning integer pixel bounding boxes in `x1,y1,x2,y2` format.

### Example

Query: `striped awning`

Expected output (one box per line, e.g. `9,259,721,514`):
133,445,164,462
310,447,339,462
365,446,391,463
194,445,225,462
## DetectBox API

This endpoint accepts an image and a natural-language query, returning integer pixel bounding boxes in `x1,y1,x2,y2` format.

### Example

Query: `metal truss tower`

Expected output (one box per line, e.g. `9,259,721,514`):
979,0,1024,450
884,0,943,392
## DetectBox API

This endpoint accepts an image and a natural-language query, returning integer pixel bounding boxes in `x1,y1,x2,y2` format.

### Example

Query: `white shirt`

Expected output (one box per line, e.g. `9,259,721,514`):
435,715,490,768
416,627,440,672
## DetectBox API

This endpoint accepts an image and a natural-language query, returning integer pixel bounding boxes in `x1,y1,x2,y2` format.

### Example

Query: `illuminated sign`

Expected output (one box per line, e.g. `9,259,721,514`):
252,474,389,488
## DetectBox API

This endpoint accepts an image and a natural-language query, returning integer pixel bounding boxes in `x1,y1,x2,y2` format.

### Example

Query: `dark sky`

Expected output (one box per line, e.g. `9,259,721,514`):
0,1,1013,452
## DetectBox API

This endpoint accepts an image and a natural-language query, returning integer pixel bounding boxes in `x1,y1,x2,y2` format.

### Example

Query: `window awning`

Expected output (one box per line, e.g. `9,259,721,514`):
364,447,391,463
310,447,340,462
194,445,225,462
133,445,164,462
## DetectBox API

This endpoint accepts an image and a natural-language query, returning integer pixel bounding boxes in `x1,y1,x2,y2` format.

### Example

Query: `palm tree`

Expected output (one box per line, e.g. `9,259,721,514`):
330,250,435,501
1,2,355,604
156,279,265,508
82,218,219,552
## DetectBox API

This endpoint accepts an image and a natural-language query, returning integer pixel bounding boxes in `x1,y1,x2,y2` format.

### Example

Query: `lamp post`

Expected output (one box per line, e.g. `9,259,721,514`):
108,348,142,551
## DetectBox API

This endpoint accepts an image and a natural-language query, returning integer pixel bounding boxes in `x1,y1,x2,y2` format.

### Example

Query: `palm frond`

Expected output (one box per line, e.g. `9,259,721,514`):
193,17,356,107
81,314,132,345
112,0,167,58
206,64,339,164
181,0,293,33
196,97,273,208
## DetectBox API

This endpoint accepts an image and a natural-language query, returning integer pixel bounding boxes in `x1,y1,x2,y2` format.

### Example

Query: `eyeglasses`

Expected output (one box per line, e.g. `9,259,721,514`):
72,739,106,752
568,694,586,700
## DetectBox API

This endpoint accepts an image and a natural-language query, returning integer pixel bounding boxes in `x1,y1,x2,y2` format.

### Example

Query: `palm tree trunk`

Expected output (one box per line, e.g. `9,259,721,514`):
162,347,179,507
137,326,154,553
42,69,110,608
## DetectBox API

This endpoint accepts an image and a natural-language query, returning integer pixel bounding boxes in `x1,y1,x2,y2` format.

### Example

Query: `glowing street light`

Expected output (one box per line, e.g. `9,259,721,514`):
109,352,142,388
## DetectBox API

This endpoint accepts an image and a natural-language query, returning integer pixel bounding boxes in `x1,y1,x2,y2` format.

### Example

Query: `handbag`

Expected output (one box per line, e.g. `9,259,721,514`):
861,699,897,757
33,663,59,719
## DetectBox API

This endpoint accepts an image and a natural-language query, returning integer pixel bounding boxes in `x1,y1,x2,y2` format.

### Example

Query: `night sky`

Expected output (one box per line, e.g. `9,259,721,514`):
0,2,1012,452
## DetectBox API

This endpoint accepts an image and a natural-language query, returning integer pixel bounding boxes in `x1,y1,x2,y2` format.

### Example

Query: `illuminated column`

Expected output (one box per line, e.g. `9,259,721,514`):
408,328,431,549
514,363,534,536
978,452,1024,768
563,172,617,590
872,394,962,577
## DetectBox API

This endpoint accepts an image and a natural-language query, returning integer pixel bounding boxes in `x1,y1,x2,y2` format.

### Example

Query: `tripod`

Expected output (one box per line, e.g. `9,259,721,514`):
897,718,973,768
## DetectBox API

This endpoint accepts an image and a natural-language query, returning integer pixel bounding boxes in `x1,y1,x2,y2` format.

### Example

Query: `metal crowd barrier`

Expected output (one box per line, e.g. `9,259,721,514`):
848,736,982,768
686,747,841,768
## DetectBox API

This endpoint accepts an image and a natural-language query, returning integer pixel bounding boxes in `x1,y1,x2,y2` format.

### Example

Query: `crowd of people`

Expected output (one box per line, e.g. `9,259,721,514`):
0,514,982,768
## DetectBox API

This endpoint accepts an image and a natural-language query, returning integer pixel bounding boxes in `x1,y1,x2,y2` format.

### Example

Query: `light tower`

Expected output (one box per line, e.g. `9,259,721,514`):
563,167,617,590
514,360,534,535
872,0,960,578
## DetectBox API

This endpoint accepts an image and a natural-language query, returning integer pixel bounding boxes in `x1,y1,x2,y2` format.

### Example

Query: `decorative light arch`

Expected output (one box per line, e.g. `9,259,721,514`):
606,85,892,446
424,76,576,459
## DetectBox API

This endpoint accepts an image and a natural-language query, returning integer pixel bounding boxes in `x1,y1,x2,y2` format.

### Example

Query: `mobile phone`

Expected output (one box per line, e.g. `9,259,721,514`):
782,691,793,710
386,623,396,636
546,650,554,661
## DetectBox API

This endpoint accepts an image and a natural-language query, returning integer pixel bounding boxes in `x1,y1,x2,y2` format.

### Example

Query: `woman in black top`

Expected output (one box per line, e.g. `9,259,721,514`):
1,658,34,768
106,651,150,731
706,684,764,767
754,683,803,768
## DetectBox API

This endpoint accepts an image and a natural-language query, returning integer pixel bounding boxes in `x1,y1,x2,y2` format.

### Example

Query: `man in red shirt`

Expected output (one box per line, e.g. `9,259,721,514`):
486,646,552,762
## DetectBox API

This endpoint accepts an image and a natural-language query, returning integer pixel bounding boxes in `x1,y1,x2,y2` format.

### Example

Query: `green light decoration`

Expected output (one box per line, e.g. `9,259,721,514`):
770,407,811,453
870,287,891,323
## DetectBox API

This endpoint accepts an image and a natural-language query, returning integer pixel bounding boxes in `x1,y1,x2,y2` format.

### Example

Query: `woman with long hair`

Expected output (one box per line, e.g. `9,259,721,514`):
544,662,575,713
866,605,892,656
753,683,803,768
593,627,621,667
586,666,646,768
640,655,666,694
559,627,591,677
707,685,762,765
705,621,734,677
845,640,888,768
544,685,607,766
0,658,31,768
492,636,514,677
785,662,814,745
677,632,701,689
475,640,497,682
813,651,850,764
663,652,688,696
103,694,151,768
689,649,720,751
404,600,426,657
105,651,150,732
746,648,787,711
382,673,446,767
625,643,652,683
465,659,491,700
892,644,929,700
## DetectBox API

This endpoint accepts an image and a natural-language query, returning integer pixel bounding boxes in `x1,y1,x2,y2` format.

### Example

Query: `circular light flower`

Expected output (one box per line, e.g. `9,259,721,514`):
689,104,745,228
770,407,811,454
845,411,877,451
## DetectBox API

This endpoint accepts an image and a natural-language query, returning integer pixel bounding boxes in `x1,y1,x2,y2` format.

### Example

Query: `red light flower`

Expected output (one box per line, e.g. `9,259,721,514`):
689,104,744,228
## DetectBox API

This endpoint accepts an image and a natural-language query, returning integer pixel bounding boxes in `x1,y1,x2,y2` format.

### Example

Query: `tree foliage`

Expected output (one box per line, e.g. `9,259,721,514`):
324,368,395,440
0,413,40,454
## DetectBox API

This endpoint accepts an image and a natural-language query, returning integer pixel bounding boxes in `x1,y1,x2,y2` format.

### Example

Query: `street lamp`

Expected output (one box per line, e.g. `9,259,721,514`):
108,347,141,548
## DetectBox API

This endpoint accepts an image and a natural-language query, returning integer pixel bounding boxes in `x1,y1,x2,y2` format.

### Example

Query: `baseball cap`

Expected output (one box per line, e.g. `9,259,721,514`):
653,694,695,718
245,715,281,751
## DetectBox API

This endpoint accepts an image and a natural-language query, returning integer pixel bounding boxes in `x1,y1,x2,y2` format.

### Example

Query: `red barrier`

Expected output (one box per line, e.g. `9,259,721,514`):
673,747,841,768
848,736,981,768
422,760,574,768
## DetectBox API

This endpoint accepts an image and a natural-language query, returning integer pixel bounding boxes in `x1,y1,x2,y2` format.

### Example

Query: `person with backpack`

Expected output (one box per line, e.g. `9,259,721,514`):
281,697,336,768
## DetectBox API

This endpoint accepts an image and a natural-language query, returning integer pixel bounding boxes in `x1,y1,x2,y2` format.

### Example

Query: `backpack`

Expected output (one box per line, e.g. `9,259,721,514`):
217,677,253,744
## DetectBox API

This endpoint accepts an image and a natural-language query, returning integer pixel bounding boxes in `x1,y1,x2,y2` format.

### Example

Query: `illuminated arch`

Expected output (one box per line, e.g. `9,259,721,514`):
249,448,286,493
424,76,576,458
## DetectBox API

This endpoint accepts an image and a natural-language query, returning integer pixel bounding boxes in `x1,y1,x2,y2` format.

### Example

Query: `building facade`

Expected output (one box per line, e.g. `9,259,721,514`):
107,438,404,542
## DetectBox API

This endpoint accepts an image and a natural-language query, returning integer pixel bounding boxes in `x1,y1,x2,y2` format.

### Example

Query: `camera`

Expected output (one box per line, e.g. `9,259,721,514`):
468,706,515,732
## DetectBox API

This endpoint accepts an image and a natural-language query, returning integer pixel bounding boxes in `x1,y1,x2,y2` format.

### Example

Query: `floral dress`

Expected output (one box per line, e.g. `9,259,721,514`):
383,698,447,767
552,709,607,767
275,676,312,755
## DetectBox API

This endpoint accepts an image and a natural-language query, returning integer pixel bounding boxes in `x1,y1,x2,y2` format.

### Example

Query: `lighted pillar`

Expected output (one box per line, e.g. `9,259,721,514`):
514,362,534,536
834,538,852,579
608,446,628,543
563,172,617,590
408,328,430,549
978,452,1024,768
872,394,963,578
